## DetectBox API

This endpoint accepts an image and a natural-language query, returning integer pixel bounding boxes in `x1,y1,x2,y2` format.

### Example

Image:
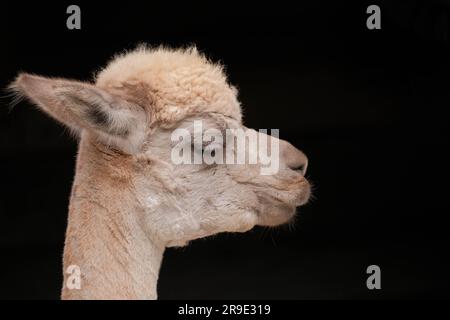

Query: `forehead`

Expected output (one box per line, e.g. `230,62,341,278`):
176,113,241,132
95,47,242,126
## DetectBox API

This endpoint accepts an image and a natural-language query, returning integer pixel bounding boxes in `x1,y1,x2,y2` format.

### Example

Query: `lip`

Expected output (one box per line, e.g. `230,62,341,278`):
254,179,311,226
295,186,311,206
272,180,311,206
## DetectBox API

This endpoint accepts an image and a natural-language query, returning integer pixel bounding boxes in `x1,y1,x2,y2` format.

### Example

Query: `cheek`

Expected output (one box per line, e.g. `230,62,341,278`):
154,204,204,245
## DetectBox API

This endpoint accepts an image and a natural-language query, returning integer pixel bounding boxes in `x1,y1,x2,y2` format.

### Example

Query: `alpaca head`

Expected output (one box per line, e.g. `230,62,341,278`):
11,47,311,247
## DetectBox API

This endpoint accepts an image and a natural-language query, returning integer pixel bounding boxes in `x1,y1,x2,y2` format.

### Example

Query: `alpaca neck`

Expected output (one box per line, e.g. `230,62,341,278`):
61,136,165,300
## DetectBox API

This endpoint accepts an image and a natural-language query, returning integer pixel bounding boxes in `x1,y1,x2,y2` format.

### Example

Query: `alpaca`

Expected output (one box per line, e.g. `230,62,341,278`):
10,46,311,300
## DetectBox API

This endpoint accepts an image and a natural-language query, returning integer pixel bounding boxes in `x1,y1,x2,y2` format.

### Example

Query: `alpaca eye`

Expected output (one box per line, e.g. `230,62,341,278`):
201,146,216,157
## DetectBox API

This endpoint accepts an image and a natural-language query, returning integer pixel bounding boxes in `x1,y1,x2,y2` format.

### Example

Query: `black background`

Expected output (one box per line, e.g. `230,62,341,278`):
1,0,449,299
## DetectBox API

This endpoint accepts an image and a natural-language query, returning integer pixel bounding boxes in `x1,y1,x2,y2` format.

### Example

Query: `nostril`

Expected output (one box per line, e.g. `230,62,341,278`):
280,140,308,176
292,162,307,176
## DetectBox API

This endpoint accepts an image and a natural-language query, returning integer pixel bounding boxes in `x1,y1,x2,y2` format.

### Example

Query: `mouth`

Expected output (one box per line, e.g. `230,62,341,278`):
255,180,311,227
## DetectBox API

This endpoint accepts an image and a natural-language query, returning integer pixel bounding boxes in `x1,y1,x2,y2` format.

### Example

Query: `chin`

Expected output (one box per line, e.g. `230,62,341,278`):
256,201,297,227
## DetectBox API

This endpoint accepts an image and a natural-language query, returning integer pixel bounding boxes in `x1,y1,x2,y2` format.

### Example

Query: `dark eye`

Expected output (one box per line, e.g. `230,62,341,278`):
200,146,215,156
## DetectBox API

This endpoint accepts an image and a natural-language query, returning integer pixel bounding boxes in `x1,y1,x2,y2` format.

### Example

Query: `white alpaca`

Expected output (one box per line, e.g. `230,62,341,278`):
11,46,310,300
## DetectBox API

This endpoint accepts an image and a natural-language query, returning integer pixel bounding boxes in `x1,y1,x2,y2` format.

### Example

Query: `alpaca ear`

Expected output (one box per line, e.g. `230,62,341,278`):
10,73,147,154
